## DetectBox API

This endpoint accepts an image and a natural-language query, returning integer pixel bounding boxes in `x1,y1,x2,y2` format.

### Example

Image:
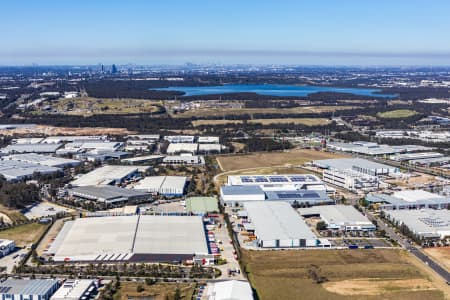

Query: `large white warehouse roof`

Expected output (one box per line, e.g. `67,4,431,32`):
244,201,316,241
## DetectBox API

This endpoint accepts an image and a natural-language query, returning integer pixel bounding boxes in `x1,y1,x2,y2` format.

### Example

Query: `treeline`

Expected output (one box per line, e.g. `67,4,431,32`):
379,87,450,100
0,179,40,209
236,138,294,152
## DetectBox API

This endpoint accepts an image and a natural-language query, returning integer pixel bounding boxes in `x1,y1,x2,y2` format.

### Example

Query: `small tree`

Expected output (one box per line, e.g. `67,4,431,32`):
174,288,181,300
316,221,328,231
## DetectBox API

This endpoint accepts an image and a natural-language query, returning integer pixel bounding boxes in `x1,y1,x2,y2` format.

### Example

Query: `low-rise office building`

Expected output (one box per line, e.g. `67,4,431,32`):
314,158,398,176
322,168,380,192
163,155,205,165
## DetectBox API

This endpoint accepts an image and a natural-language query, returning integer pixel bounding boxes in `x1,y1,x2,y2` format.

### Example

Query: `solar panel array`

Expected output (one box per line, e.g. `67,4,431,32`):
238,175,319,184
276,192,320,199
419,217,449,228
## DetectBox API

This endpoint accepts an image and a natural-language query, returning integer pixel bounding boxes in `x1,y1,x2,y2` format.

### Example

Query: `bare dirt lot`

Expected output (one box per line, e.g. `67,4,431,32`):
217,149,347,172
0,125,135,136
34,97,162,116
424,247,450,272
241,249,447,300
323,278,435,296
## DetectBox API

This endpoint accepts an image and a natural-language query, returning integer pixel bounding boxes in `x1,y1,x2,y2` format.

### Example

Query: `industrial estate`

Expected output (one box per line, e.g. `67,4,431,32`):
2,5,450,297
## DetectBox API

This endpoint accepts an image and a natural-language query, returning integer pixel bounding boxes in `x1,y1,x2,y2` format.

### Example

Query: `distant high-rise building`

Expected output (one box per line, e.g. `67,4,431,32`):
111,64,118,74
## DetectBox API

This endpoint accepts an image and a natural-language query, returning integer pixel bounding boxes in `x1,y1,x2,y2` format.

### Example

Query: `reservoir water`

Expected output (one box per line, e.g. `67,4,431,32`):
152,84,396,98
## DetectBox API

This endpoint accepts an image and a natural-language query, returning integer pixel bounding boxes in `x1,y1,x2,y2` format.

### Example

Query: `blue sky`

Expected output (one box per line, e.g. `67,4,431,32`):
1,0,450,65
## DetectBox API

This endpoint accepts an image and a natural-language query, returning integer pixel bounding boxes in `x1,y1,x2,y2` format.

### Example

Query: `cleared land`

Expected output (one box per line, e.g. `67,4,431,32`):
249,118,331,126
36,97,162,116
377,109,418,119
241,249,446,300
217,149,347,172
0,125,134,136
192,119,243,127
0,205,27,223
114,282,195,300
424,247,450,272
0,222,49,247
173,105,358,118
192,118,330,127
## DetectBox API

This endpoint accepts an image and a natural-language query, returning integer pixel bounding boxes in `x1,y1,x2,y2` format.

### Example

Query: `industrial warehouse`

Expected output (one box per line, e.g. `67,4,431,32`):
242,201,329,248
70,165,148,186
383,209,450,240
47,215,211,263
3,153,80,168
0,160,61,181
133,176,188,197
226,174,327,191
313,158,399,176
67,185,151,207
327,141,433,156
220,185,332,206
0,279,60,300
367,190,450,210
298,205,376,231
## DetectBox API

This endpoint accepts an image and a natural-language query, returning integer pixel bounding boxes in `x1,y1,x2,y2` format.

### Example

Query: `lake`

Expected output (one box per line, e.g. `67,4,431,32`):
151,84,396,98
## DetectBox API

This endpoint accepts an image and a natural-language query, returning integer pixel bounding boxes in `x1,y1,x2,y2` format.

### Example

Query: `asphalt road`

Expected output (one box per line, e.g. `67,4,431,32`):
366,209,450,283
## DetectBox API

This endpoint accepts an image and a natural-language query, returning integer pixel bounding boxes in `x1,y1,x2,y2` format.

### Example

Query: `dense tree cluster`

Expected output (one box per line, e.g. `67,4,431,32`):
237,138,294,152
0,179,40,209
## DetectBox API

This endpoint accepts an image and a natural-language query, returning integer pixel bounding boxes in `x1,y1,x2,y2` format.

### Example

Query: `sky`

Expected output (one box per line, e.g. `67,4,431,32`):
1,0,450,66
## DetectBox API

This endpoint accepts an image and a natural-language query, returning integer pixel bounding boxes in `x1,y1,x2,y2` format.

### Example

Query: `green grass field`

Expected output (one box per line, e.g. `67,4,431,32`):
0,222,49,247
114,282,195,300
377,109,418,119
241,249,445,300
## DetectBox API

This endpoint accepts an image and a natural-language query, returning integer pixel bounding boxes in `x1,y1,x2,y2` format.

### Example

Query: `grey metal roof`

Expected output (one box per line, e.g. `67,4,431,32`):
49,215,209,261
221,185,265,195
244,201,316,241
367,193,450,207
0,160,60,181
69,185,149,202
384,209,450,237
2,143,62,153
298,205,374,225
0,279,58,296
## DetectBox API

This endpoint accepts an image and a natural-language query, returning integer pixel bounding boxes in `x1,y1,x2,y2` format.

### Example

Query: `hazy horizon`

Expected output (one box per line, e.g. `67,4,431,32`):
2,0,450,66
